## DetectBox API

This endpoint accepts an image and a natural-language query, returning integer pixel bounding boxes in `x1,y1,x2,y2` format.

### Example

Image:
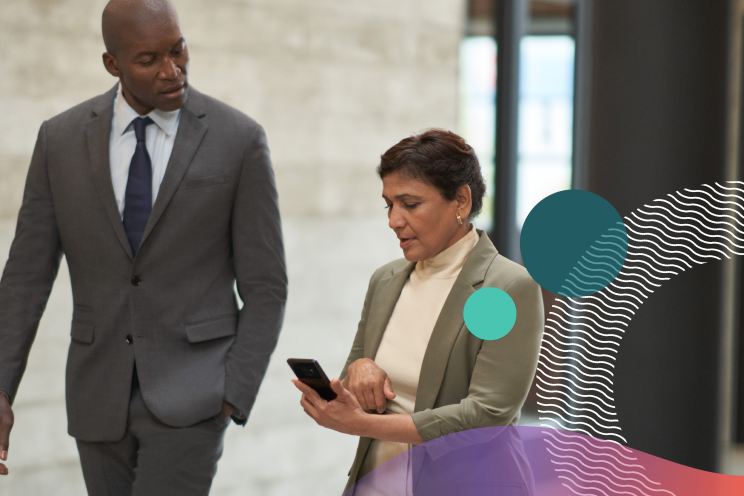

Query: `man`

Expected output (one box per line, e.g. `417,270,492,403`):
0,0,287,493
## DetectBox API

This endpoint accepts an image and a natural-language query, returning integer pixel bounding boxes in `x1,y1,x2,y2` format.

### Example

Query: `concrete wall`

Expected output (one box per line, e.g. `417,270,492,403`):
0,0,464,219
0,0,465,493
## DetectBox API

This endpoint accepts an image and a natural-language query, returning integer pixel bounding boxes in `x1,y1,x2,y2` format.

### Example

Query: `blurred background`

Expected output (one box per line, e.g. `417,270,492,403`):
2,0,744,494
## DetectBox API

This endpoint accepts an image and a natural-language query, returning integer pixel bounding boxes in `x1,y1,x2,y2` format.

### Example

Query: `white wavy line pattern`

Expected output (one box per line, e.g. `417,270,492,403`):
534,182,744,495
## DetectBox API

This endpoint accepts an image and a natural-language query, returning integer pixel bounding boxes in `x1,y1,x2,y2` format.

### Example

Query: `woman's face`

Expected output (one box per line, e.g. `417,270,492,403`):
382,171,471,262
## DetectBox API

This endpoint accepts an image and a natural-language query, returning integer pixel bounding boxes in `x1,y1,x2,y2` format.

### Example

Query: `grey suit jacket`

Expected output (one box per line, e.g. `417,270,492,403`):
0,84,287,442
341,231,544,488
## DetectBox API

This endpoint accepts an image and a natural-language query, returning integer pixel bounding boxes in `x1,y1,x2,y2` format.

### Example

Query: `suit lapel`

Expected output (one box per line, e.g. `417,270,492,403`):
139,91,208,249
363,262,415,360
413,231,498,412
86,85,134,260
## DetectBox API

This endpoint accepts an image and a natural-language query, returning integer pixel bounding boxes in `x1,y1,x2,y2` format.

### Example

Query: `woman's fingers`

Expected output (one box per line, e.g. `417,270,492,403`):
350,377,392,412
329,378,346,396
331,379,362,409
360,389,375,411
372,383,387,413
292,379,323,406
291,378,307,392
356,385,376,411
383,376,396,399
300,394,319,420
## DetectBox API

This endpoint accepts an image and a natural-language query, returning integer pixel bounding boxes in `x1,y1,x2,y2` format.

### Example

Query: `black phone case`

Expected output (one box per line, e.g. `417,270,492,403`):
287,358,337,401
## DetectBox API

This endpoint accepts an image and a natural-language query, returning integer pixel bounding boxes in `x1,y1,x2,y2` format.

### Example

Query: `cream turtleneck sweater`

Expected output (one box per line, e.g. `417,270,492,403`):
358,227,479,479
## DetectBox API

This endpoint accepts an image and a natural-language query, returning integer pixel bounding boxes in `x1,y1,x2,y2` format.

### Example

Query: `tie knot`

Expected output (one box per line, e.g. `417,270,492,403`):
132,117,154,142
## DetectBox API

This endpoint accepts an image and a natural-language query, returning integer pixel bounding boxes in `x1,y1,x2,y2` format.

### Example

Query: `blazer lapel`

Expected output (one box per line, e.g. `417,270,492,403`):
363,262,415,360
86,85,135,260
413,231,498,412
139,91,208,249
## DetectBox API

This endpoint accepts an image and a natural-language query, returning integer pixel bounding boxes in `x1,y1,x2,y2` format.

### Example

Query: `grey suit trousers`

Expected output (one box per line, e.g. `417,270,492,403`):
76,376,229,496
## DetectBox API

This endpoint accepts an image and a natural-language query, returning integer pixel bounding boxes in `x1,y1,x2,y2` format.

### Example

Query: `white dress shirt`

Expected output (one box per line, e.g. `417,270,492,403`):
109,84,181,218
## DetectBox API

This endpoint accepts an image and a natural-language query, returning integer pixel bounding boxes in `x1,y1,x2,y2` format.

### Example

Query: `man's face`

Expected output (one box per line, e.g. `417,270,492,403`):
104,17,189,114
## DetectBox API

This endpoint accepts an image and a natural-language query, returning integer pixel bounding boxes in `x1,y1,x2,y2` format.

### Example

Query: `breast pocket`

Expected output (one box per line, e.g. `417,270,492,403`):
177,174,227,191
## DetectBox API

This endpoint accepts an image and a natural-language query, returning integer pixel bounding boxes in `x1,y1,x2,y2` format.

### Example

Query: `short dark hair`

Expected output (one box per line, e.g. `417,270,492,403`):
377,129,487,219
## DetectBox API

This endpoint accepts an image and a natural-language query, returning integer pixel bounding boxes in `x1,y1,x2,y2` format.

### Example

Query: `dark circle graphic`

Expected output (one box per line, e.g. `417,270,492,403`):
520,190,627,297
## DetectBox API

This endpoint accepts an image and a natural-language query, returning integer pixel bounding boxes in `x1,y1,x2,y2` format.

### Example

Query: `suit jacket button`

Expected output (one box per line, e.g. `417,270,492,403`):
131,276,141,286
126,335,133,344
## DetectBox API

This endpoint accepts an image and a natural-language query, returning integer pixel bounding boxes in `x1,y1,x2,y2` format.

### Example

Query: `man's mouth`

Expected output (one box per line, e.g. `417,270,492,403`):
161,82,187,98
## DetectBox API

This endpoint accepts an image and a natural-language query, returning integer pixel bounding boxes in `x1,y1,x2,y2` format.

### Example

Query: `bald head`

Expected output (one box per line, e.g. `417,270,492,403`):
101,0,189,114
102,0,180,56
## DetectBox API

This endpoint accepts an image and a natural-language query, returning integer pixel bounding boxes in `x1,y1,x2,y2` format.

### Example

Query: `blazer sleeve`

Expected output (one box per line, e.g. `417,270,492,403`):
224,124,288,422
339,269,381,381
0,121,64,403
410,274,544,441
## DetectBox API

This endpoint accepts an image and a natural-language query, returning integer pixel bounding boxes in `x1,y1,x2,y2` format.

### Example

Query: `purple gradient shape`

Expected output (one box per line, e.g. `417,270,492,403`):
343,426,663,496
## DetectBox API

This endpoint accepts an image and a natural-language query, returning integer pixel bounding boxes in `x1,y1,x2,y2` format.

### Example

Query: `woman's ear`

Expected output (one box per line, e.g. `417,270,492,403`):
456,184,473,219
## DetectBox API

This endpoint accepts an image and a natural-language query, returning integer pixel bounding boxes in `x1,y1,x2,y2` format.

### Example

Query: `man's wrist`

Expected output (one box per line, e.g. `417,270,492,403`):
0,392,9,403
224,400,245,420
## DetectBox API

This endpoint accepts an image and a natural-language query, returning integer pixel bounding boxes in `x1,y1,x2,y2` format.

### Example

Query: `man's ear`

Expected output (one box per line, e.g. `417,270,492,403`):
456,184,473,218
102,52,120,78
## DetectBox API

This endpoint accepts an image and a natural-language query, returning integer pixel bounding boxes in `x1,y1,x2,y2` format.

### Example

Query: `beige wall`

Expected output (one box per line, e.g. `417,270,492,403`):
0,0,464,219
0,2,464,493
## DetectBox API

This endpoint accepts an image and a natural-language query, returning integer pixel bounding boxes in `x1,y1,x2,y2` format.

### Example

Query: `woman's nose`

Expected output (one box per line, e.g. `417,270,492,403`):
388,208,405,229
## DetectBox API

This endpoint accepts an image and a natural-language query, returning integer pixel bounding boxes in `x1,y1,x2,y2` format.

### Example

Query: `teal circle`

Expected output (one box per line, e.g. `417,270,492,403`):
464,288,517,340
520,190,627,297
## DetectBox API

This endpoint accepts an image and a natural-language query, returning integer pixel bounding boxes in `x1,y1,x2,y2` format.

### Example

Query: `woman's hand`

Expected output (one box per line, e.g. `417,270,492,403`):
293,378,368,436
343,358,396,414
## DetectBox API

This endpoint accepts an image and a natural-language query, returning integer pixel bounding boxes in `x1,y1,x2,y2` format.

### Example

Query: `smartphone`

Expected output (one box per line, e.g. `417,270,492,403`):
287,358,337,401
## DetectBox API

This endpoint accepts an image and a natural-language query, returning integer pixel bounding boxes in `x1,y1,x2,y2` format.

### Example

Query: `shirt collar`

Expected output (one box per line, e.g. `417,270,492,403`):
114,83,181,137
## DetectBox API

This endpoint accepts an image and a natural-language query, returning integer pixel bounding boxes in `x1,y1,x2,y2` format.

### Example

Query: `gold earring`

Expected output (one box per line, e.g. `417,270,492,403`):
457,214,463,225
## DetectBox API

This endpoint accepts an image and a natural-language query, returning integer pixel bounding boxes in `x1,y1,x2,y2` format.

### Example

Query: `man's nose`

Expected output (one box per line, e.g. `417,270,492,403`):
159,57,180,80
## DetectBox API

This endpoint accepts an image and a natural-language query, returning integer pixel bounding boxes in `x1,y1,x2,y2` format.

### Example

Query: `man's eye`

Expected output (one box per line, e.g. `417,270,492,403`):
140,59,154,66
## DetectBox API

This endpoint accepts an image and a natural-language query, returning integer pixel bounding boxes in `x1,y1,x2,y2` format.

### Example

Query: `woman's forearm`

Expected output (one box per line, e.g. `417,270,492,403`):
358,413,425,445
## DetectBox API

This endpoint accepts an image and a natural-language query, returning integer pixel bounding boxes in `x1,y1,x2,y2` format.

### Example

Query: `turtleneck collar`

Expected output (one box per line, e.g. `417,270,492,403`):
415,226,479,279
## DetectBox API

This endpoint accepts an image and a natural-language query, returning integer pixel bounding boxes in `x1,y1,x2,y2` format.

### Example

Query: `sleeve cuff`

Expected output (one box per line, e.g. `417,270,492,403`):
231,407,247,425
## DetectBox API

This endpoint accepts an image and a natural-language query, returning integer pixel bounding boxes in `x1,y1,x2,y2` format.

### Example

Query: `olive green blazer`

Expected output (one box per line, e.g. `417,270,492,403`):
340,230,544,489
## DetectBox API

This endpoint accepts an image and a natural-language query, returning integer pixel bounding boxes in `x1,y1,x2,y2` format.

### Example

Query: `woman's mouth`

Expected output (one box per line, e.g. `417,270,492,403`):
399,238,414,249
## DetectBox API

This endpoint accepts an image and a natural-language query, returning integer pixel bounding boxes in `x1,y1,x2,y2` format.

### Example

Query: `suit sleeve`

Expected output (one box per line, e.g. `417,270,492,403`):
224,124,287,423
410,275,544,441
0,121,64,403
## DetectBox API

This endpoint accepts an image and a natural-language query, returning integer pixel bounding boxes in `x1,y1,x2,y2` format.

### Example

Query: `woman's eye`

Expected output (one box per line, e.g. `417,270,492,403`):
404,203,418,209
384,204,392,210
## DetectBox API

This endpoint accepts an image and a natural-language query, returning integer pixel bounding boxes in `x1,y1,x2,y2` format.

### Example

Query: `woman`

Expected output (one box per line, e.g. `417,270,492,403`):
292,129,544,492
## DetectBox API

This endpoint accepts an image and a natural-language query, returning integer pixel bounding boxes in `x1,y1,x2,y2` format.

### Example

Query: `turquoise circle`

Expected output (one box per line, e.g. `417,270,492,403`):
464,288,517,340
520,190,627,297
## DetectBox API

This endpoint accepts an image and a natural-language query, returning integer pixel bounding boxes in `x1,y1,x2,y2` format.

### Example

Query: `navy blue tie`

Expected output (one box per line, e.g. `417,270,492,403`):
123,117,154,256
